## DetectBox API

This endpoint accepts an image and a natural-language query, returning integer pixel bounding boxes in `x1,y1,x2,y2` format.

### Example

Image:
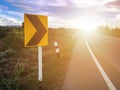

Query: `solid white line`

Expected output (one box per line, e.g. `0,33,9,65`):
85,36,116,90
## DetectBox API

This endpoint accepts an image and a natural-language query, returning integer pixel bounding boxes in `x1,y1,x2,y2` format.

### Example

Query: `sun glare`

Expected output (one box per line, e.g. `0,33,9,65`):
73,16,100,34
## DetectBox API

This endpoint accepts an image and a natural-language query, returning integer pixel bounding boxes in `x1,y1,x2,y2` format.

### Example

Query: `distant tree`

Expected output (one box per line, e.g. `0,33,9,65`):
111,27,120,37
97,25,111,35
103,25,111,35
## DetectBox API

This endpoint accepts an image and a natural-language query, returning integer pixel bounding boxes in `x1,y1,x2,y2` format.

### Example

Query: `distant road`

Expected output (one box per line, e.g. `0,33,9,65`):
62,33,120,90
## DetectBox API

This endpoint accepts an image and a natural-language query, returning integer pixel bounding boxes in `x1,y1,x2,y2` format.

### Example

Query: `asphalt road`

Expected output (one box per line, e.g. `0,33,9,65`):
62,33,120,90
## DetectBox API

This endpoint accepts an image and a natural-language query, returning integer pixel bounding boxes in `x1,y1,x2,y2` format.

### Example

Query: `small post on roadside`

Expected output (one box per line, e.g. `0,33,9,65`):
54,41,60,57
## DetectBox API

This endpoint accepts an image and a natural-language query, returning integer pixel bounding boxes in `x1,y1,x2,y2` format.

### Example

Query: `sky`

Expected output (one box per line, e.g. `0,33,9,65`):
0,0,120,28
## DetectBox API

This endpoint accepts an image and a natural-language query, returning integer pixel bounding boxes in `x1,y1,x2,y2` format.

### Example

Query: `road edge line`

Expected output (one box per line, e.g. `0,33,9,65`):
85,36,116,90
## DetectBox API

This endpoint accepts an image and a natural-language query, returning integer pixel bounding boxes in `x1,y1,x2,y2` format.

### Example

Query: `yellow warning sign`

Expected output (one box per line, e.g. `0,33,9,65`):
24,14,48,47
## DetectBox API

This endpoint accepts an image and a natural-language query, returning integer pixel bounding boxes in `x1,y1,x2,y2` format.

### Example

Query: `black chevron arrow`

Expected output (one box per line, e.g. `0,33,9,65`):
26,14,47,46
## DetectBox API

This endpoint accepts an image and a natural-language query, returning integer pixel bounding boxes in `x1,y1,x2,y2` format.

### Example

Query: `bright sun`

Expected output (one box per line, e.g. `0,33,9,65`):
73,16,99,34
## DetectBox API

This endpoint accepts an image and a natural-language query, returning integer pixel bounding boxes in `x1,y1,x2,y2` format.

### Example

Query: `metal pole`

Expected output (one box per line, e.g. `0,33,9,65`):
38,47,42,90
38,46,42,81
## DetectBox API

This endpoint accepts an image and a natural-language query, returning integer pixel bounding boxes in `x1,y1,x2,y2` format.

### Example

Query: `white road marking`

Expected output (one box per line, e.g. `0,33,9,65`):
85,36,116,90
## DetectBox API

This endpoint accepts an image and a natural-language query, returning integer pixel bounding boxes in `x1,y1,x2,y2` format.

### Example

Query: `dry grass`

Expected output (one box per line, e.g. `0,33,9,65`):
0,28,80,90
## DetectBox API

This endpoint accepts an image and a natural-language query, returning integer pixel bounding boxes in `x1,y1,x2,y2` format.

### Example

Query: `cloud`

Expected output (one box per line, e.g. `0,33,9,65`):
12,4,36,11
102,0,120,12
115,14,120,27
0,14,22,26
103,7,120,12
101,13,120,27
116,14,120,20
69,0,101,7
5,0,13,3
6,0,68,7
0,4,23,26
100,0,116,4
7,11,23,17
106,0,120,7
0,5,8,10
48,0,67,6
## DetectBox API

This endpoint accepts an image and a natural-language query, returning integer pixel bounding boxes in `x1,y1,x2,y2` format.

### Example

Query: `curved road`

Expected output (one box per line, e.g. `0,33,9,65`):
62,33,120,90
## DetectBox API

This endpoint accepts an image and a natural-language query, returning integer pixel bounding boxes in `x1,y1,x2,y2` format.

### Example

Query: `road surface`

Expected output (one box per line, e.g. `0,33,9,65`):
62,33,120,90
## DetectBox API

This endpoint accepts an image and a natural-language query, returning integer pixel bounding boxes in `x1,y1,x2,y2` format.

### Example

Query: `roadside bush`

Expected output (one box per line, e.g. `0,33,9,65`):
0,30,8,39
2,31,24,51
0,49,16,59
0,66,23,90
0,40,4,51
0,51,4,59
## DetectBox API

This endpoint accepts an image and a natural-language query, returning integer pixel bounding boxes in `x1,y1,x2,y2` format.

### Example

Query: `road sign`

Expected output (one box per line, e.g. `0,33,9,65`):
24,14,48,47
24,14,48,82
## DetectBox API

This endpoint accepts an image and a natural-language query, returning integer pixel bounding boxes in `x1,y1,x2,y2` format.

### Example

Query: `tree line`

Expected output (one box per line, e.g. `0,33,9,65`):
97,26,120,38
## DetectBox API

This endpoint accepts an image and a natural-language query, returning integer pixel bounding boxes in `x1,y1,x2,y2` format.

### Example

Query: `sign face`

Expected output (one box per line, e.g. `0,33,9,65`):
24,14,48,47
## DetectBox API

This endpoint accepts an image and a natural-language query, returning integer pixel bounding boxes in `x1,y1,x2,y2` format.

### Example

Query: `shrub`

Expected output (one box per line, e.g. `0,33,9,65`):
0,49,16,59
0,66,23,90
2,31,24,51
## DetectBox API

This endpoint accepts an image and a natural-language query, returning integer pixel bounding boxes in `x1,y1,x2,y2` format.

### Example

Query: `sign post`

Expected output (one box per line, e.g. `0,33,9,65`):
38,46,42,81
24,14,48,89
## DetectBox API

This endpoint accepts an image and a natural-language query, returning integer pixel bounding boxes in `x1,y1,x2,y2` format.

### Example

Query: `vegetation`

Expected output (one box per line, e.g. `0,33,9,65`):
0,26,77,90
97,26,120,38
0,25,120,90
